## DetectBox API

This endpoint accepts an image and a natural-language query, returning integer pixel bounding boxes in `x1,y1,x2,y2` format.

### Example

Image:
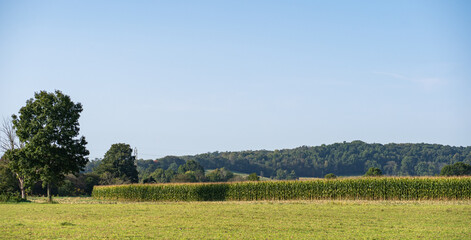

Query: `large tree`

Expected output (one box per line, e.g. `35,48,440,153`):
97,143,138,184
11,90,89,202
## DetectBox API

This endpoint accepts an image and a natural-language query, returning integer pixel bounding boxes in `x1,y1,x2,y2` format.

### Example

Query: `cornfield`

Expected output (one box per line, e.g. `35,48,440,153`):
92,177,471,202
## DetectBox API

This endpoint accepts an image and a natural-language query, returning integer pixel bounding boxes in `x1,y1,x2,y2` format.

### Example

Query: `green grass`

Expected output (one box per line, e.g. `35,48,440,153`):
1,197,471,239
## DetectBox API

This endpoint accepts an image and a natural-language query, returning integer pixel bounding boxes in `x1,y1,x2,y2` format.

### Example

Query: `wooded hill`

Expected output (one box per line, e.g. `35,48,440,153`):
178,141,471,177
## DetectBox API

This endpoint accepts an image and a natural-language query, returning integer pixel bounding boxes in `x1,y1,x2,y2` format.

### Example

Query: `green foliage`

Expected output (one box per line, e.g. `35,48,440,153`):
440,162,471,176
84,173,100,195
136,156,185,181
400,156,416,176
0,158,19,196
28,173,100,196
93,177,471,201
145,168,176,183
287,170,298,180
57,180,75,196
172,172,197,183
274,169,287,180
0,193,22,202
178,160,204,174
227,175,246,182
97,143,138,184
56,173,100,196
364,160,381,172
177,160,205,181
275,169,297,180
364,167,382,177
206,168,234,182
415,162,438,176
247,173,260,181
10,90,89,201
183,141,471,177
4,148,38,199
324,173,337,179
82,159,102,173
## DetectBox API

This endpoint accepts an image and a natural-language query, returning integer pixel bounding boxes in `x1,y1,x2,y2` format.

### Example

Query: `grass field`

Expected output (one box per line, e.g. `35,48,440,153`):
1,197,471,239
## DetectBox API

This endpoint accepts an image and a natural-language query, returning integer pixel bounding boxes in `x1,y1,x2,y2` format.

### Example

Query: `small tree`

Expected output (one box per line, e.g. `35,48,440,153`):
287,170,298,180
248,173,259,181
3,149,37,199
97,143,138,184
177,160,205,181
11,90,89,202
178,160,204,174
1,117,31,200
275,169,287,180
440,162,471,176
206,168,234,182
324,173,337,179
364,167,382,177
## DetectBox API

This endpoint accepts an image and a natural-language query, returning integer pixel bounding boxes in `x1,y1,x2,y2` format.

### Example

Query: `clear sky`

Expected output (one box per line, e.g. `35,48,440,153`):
1,1,470,159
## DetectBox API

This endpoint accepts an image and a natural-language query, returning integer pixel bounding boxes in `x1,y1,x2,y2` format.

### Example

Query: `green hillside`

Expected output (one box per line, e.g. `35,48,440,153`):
181,141,471,177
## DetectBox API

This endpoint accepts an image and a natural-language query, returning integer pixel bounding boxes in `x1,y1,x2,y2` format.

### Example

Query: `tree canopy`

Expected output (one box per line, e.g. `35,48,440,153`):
364,167,383,177
97,143,138,184
440,162,471,176
9,90,89,201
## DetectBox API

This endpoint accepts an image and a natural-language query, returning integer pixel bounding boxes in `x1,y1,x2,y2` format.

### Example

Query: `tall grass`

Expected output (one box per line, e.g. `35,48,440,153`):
92,177,471,202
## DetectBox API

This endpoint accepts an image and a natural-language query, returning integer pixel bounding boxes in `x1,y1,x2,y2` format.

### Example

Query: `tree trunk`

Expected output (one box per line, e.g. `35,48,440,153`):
19,178,25,200
16,174,26,200
47,183,52,203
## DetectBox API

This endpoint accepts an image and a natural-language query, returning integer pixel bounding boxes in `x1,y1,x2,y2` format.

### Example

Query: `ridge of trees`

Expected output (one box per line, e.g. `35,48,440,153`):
88,141,470,179
84,156,264,184
180,141,471,177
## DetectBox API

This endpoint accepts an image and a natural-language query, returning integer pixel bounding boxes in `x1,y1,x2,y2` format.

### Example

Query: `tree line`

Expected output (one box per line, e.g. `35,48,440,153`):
84,151,261,185
181,141,471,178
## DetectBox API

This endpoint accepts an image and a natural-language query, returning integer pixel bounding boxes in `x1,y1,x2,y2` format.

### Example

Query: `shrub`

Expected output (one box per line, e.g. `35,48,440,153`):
440,162,471,176
0,193,21,202
248,173,260,181
364,167,382,177
58,180,76,196
324,173,337,179
206,168,234,182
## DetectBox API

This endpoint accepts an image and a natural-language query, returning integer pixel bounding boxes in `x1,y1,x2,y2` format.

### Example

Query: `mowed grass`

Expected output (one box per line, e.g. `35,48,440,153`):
1,198,471,239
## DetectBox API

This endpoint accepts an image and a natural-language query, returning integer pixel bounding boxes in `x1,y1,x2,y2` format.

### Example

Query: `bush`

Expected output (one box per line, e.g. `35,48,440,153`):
84,173,100,195
172,172,197,183
324,173,337,179
206,168,234,182
248,173,259,181
227,175,246,182
58,180,75,196
440,162,471,176
0,193,21,202
364,167,382,177
0,159,20,196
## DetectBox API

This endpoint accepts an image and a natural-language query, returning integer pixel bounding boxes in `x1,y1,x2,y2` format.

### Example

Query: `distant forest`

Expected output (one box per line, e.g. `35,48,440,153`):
182,141,471,177
85,141,471,178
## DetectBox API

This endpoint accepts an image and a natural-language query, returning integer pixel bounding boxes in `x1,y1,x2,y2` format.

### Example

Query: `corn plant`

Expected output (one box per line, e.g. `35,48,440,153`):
92,177,471,202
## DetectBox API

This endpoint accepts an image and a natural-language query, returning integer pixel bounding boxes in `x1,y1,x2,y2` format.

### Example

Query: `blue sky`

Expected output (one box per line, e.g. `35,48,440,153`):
1,0,470,159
